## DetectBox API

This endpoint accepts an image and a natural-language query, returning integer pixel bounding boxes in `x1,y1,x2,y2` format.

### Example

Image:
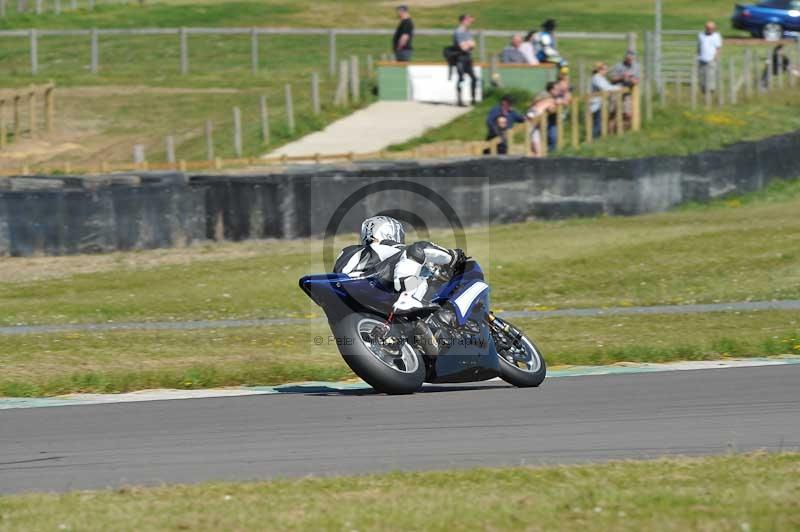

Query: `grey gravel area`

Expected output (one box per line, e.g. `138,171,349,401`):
1,300,799,336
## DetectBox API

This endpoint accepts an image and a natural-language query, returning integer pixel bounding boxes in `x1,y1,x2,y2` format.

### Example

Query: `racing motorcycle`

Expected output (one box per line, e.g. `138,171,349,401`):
299,258,546,394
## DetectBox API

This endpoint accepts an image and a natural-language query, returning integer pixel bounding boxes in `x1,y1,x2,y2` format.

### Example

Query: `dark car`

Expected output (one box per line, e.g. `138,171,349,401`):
732,0,800,38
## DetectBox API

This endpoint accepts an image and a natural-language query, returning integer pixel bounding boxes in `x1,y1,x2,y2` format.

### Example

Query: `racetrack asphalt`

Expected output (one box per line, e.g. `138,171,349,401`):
1,365,798,494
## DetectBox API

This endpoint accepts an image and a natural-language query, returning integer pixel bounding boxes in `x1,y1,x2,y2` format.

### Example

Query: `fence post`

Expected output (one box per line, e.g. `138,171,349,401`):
349,55,360,103
165,135,175,163
615,91,623,136
792,44,798,89
729,56,736,104
690,62,698,109
0,100,5,148
132,144,146,164
90,28,99,74
311,71,320,115
285,83,295,134
232,106,242,157
555,104,564,150
205,120,214,160
631,84,641,132
250,28,259,74
600,92,609,137
539,112,548,157
584,95,593,143
570,97,579,147
179,27,188,75
334,59,349,105
717,62,724,106
259,95,269,144
478,31,486,64
13,94,21,139
27,87,36,136
328,29,336,77
29,29,38,76
45,83,54,133
626,32,637,53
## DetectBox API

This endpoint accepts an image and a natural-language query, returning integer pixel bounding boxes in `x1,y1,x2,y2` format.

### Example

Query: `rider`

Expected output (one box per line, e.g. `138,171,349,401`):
334,216,466,353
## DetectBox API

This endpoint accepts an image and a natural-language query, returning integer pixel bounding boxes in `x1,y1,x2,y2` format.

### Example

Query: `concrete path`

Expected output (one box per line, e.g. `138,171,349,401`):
1,364,798,493
264,101,470,158
1,300,798,336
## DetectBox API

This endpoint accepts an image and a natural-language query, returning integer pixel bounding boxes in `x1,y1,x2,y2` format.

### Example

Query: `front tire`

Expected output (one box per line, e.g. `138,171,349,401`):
490,317,547,388
332,313,426,394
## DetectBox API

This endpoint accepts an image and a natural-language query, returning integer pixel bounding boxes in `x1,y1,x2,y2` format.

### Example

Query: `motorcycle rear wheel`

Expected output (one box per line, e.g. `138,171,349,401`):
491,316,547,388
332,313,426,395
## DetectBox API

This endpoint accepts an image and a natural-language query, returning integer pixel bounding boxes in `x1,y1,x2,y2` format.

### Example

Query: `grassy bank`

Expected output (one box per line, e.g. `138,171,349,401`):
1,309,797,396
1,453,798,530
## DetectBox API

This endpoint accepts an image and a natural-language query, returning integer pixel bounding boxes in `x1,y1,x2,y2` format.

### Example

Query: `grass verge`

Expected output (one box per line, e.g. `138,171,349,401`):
0,453,798,530
1,310,798,396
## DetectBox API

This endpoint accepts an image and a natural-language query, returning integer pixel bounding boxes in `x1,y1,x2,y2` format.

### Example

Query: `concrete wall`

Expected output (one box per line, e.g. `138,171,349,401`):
1,130,799,257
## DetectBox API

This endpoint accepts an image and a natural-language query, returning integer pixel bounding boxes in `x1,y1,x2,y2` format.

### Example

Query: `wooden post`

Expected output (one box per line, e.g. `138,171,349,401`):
205,120,214,160
555,104,564,150
600,93,609,137
729,56,736,104
539,112,548,157
349,55,360,103
524,120,533,156
328,29,336,77
766,55,772,92
232,106,242,157
29,29,38,76
250,28,259,75
631,84,641,132
717,62,724,106
27,87,35,136
42,85,54,133
285,83,295,134
570,97,579,147
259,95,269,144
311,71,320,115
90,28,99,74
645,71,653,123
132,144,146,164
334,59,349,105
179,27,188,75
743,49,752,99
13,95,21,139
0,100,6,149
691,63,698,109
584,95,593,143
615,91,623,136
165,135,175,163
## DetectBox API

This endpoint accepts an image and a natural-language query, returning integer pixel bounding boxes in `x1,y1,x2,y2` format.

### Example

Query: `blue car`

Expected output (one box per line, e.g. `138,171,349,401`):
732,0,800,38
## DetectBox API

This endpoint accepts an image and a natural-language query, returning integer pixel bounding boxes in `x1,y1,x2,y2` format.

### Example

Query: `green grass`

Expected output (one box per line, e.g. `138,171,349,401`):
1,453,798,530
1,309,798,396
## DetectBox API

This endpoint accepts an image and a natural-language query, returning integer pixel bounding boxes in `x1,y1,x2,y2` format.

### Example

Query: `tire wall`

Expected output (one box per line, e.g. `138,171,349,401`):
1,130,799,257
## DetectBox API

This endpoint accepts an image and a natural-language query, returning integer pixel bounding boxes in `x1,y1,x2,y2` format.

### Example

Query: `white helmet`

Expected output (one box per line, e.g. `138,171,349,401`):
360,216,405,246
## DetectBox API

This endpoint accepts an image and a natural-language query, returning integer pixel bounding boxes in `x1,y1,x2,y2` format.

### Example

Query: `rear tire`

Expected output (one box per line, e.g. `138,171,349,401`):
332,313,425,395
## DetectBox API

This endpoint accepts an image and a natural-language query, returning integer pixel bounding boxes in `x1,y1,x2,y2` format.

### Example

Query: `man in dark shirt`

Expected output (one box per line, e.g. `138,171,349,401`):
393,5,414,62
453,13,478,106
484,94,526,154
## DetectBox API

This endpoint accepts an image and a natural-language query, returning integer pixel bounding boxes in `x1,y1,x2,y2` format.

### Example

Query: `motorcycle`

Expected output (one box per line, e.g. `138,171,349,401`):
299,258,546,394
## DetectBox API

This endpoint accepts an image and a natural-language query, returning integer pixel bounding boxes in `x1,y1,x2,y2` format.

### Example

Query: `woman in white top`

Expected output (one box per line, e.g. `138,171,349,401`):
518,31,540,65
526,92,556,157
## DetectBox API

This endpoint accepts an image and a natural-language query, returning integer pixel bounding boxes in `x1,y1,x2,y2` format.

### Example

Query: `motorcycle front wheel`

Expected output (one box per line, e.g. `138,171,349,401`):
490,316,547,387
332,313,426,395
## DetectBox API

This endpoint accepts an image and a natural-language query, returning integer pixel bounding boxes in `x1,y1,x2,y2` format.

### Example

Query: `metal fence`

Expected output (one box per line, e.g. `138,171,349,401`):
0,0,134,17
0,26,636,77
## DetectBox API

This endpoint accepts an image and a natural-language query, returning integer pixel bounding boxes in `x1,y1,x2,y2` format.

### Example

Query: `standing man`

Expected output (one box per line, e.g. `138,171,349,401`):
697,21,722,94
453,13,478,107
393,5,414,62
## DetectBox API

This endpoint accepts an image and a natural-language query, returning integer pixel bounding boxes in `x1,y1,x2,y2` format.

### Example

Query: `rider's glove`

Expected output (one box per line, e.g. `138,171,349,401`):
449,248,467,274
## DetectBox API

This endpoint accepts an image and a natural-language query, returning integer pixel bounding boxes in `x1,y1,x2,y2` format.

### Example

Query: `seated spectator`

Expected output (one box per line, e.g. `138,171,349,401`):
535,19,566,66
501,33,528,64
519,31,540,65
590,62,620,138
526,92,556,157
484,94,526,154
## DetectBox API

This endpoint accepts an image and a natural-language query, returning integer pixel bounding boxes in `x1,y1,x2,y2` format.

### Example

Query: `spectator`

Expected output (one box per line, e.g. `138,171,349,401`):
526,92,556,157
484,94,526,154
697,20,722,94
763,43,790,85
590,62,620,138
392,5,414,62
536,19,566,66
519,31,540,65
501,33,528,64
543,79,572,148
453,14,478,106
609,50,640,124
